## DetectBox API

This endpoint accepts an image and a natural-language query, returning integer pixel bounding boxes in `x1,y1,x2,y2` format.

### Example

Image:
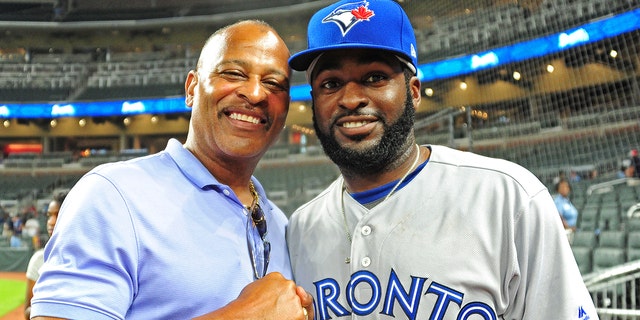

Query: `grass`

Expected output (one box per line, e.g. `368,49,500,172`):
0,278,25,317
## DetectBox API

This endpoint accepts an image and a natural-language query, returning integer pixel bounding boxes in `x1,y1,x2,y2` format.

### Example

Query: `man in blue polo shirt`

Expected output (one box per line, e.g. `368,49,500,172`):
31,20,313,320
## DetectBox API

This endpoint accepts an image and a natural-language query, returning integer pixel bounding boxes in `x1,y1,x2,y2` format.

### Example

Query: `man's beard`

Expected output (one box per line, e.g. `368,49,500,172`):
313,90,415,176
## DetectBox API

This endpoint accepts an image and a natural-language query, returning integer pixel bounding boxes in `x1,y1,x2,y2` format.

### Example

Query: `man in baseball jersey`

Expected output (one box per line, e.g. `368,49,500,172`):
287,0,598,319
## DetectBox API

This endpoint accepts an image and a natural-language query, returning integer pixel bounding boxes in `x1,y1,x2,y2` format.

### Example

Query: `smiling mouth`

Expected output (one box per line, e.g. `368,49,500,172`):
228,112,264,124
341,121,370,128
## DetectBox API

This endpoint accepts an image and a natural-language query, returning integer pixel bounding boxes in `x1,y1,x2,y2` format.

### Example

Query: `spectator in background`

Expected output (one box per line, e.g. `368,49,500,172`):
10,214,23,247
618,165,628,179
30,20,313,320
569,170,581,183
627,149,640,178
24,191,67,320
554,178,579,239
552,169,566,185
23,210,41,249
0,211,9,237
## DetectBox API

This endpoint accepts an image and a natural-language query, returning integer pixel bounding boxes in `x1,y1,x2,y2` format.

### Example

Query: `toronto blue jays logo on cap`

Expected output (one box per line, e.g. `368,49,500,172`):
321,0,374,36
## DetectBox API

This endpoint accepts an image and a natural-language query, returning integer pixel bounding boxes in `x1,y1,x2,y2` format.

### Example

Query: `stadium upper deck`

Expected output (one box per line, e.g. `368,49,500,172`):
0,0,639,183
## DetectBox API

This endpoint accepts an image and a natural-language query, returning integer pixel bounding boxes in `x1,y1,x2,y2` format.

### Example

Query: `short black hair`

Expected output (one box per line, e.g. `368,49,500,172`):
53,191,68,205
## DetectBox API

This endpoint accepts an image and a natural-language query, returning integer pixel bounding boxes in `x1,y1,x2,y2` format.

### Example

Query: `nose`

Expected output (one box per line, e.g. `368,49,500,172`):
237,77,268,106
337,81,368,111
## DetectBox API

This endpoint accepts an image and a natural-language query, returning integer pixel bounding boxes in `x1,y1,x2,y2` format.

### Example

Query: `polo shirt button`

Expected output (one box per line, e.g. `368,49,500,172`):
361,257,371,267
361,225,371,236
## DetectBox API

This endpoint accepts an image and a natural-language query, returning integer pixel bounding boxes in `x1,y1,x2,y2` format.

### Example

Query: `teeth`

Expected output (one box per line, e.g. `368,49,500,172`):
342,121,368,128
229,113,260,124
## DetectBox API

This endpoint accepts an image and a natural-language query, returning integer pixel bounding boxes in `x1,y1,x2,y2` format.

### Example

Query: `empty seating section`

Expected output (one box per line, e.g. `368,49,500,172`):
0,53,192,102
88,58,191,88
419,0,635,61
0,59,88,102
1,150,151,203
0,173,81,201
472,126,640,182
78,56,192,100
1,0,637,101
253,160,340,215
569,181,640,274
3,151,74,169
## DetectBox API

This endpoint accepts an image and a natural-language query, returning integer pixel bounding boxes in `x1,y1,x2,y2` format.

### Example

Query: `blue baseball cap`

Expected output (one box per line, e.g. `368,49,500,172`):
289,0,418,74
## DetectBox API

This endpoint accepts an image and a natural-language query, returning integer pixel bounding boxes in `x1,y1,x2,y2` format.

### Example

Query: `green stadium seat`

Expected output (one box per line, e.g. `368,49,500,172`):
571,246,592,274
598,230,627,249
571,230,598,248
598,206,622,231
627,231,640,262
592,247,626,271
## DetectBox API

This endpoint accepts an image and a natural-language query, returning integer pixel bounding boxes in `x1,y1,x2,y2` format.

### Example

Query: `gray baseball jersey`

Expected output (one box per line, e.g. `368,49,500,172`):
287,145,598,320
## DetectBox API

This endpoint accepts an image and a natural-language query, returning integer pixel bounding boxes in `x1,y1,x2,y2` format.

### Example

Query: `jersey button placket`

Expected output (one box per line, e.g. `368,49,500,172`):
358,224,372,267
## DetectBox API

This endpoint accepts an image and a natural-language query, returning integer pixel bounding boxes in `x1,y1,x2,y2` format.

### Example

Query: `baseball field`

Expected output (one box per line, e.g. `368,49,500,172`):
0,272,26,320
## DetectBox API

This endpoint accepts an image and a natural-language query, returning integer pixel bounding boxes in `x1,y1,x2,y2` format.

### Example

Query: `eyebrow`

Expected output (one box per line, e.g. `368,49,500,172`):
219,60,289,77
316,52,401,73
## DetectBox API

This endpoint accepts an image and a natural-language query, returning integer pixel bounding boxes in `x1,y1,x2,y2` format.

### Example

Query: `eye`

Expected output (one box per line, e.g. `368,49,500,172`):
319,79,341,90
364,73,387,84
220,70,246,80
262,78,289,92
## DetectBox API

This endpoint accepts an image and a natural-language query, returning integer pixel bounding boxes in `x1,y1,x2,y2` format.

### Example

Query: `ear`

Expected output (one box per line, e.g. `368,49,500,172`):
410,76,421,110
184,70,198,108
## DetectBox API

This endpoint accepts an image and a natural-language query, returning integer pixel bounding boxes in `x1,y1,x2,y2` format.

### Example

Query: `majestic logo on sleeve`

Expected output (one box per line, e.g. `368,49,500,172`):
321,0,374,36
578,306,592,319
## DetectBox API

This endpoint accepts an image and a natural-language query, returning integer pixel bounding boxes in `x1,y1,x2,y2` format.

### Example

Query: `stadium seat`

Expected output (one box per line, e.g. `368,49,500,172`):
598,230,627,249
598,206,622,231
592,247,626,271
620,198,639,214
578,205,599,231
571,230,598,248
571,246,593,274
627,232,640,262
626,218,640,232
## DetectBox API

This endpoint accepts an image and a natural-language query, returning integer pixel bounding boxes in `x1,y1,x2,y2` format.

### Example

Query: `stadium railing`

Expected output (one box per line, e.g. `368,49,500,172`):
584,259,640,319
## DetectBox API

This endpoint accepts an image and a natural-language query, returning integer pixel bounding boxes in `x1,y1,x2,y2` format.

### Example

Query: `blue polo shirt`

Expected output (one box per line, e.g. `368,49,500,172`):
31,138,292,320
553,194,578,228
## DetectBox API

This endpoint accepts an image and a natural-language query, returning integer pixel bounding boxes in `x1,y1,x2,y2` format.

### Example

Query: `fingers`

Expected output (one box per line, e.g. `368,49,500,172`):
296,286,314,320
302,304,314,320
296,285,312,305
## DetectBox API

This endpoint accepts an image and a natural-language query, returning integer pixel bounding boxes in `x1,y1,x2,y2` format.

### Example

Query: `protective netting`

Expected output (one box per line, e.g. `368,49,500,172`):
401,0,640,185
